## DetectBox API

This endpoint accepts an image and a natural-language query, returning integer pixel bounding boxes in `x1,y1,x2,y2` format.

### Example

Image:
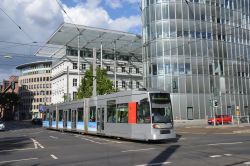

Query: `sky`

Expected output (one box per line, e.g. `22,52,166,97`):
0,0,141,81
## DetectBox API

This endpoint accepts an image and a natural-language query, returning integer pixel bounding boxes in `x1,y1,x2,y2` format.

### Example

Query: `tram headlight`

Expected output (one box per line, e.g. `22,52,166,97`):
152,124,161,129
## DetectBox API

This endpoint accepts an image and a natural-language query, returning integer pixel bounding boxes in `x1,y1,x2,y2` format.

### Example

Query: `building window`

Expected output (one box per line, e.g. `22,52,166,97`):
73,91,77,100
116,81,118,88
136,68,140,74
129,68,132,73
82,64,86,70
73,63,77,69
122,67,126,73
136,82,140,88
129,81,133,89
73,79,77,87
106,66,110,71
122,81,126,88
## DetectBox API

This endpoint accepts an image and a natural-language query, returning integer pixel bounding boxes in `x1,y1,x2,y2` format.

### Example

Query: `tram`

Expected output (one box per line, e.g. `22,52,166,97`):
43,90,176,141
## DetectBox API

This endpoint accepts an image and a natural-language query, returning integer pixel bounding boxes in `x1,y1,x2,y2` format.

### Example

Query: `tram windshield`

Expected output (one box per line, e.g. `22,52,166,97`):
150,93,173,123
152,106,172,123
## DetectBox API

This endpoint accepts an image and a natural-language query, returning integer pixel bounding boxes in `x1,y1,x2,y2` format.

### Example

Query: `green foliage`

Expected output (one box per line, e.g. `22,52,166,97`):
77,66,116,99
0,92,20,109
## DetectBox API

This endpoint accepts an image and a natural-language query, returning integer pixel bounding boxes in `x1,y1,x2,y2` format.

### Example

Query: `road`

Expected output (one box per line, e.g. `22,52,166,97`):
0,121,250,166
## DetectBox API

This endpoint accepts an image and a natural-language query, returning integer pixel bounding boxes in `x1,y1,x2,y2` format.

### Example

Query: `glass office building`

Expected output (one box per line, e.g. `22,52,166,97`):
142,0,250,119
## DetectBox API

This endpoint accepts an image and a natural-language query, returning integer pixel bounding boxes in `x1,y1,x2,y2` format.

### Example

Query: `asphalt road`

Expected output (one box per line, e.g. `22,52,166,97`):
0,121,250,166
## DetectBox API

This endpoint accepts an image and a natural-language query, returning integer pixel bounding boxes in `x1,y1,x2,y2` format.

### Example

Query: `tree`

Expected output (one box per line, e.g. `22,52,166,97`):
77,66,116,99
0,92,20,120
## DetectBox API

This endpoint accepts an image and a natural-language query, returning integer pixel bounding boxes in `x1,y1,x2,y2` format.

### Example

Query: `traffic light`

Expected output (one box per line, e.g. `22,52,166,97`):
11,81,15,90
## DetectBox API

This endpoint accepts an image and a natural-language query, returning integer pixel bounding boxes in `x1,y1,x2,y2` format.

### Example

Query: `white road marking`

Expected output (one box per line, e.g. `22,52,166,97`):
31,138,38,149
30,138,44,149
122,148,156,153
84,136,123,144
81,137,108,144
244,162,250,165
50,154,58,159
0,158,38,164
29,131,43,135
208,142,243,146
224,154,232,157
177,132,189,134
179,138,186,140
0,148,35,153
49,136,58,139
210,155,222,158
136,161,172,166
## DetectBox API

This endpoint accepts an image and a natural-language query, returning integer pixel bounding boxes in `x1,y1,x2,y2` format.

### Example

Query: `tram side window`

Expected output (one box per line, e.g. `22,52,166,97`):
117,103,128,123
78,108,84,122
59,110,63,121
107,100,116,123
89,106,96,122
136,98,151,123
44,110,49,121
68,109,71,121
53,110,56,121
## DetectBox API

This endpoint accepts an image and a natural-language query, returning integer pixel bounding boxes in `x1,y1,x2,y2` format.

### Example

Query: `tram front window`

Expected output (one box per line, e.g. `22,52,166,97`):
137,98,151,123
152,106,172,123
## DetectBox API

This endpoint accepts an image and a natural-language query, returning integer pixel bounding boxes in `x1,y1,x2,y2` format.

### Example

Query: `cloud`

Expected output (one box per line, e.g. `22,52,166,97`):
109,15,141,32
105,0,140,9
0,0,64,79
0,0,141,80
105,0,122,9
63,1,141,32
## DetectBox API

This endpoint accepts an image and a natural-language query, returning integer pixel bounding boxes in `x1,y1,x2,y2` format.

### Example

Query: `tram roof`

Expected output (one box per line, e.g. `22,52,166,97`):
36,23,143,59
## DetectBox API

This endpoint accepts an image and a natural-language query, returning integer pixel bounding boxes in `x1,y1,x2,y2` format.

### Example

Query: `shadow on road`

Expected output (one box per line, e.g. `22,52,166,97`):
0,136,32,154
147,145,180,165
4,120,42,131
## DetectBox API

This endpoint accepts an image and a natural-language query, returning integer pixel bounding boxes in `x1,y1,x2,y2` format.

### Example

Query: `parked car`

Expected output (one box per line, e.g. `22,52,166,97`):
31,118,42,125
0,120,5,131
240,116,250,123
208,115,232,125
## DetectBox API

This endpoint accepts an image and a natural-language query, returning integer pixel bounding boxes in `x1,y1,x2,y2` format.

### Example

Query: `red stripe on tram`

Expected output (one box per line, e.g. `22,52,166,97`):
128,102,136,124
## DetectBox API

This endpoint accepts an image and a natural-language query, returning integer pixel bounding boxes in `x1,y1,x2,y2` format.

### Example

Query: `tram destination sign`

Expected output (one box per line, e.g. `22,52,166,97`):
150,93,170,104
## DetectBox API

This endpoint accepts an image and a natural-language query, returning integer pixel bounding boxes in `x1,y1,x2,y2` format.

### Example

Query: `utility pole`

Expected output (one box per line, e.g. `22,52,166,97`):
92,48,97,97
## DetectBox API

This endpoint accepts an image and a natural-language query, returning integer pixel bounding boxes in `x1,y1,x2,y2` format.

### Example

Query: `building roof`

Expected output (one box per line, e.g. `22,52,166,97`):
16,60,52,70
35,23,142,59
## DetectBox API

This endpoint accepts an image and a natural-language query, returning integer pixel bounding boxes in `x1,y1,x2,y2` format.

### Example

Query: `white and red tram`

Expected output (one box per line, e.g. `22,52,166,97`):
43,90,176,141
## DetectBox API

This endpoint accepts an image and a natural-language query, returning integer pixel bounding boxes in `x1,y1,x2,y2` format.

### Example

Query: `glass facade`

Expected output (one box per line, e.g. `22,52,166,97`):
142,0,250,119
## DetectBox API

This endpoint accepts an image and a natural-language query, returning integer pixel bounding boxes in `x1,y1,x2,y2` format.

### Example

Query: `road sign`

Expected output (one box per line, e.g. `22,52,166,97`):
39,105,45,113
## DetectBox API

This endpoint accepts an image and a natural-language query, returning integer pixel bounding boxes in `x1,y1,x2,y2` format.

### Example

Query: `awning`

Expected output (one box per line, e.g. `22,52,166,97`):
36,23,142,60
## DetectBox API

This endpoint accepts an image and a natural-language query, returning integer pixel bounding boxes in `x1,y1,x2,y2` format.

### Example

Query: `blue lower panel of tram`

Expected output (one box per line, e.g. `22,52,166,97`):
67,121,71,129
77,121,84,131
58,121,63,129
88,122,97,132
43,121,49,128
52,121,56,128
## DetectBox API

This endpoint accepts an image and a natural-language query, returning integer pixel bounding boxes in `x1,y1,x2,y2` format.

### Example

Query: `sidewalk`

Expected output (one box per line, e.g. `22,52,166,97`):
174,119,250,128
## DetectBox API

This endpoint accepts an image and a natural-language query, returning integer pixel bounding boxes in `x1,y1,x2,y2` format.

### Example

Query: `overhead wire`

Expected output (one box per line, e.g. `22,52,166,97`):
0,7,37,43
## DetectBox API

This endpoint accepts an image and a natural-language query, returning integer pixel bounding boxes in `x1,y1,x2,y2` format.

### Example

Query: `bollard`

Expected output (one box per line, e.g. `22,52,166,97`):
232,115,234,126
237,116,240,126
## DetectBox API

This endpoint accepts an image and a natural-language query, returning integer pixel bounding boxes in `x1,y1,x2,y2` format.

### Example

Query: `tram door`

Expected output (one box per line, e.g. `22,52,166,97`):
97,108,104,132
71,110,77,129
49,112,52,127
63,110,67,128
